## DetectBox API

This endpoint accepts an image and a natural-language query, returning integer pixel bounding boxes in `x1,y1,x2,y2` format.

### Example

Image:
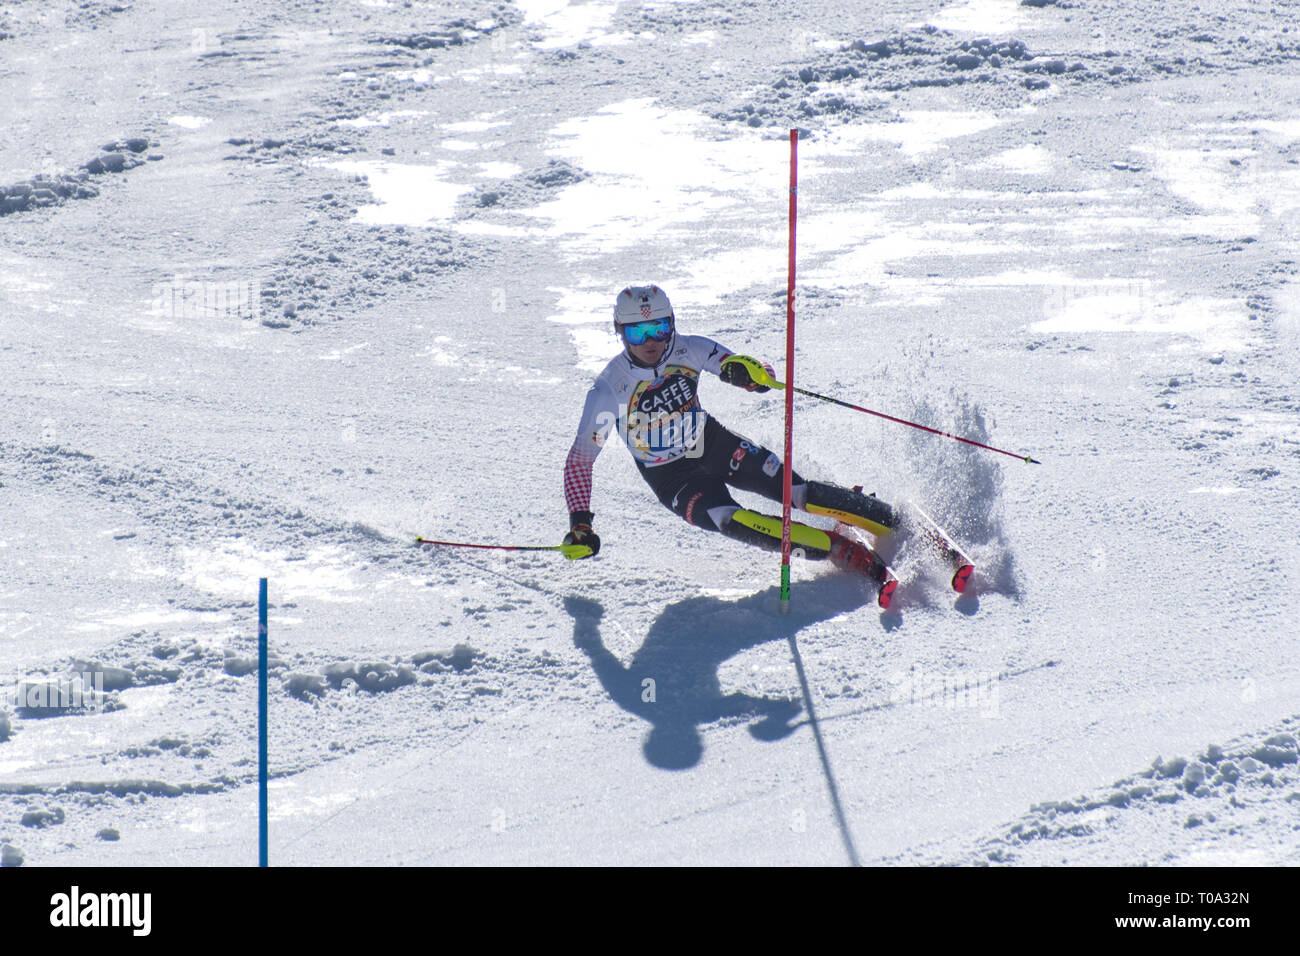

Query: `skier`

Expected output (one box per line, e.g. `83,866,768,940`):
561,284,898,579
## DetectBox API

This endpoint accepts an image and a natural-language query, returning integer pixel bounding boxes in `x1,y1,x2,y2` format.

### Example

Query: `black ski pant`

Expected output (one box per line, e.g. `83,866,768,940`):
637,418,801,532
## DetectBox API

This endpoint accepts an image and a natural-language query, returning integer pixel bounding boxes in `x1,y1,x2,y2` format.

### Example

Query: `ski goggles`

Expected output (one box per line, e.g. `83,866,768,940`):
618,317,673,346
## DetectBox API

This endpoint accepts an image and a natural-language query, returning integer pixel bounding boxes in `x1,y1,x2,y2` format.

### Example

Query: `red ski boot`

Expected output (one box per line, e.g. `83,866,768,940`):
828,529,898,609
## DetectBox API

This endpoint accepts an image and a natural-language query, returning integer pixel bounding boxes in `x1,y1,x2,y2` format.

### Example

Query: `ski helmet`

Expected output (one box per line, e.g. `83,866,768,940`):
614,285,673,330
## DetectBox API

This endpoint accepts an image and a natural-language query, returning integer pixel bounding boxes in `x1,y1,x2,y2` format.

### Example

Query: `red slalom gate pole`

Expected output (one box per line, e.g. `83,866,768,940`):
780,129,798,614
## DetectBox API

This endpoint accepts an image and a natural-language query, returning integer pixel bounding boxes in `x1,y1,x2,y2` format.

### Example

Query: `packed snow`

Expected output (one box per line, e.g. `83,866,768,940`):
1,0,1297,866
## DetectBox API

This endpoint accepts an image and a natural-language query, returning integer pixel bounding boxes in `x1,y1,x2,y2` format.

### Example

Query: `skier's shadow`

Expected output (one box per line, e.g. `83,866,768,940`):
564,576,871,771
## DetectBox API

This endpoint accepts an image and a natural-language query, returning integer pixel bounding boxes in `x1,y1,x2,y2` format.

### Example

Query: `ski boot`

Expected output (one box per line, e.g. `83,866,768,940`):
803,481,898,537
828,528,898,609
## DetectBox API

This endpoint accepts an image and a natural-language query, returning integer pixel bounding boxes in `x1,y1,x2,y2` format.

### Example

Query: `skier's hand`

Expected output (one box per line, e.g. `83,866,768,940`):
720,355,775,393
563,510,600,558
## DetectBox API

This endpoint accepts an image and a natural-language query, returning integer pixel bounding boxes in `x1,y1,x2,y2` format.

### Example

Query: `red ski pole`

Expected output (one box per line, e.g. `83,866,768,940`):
776,380,1041,464
416,537,593,559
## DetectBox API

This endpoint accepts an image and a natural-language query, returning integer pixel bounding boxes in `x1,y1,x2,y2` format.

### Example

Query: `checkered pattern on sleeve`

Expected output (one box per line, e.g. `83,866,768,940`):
564,443,598,514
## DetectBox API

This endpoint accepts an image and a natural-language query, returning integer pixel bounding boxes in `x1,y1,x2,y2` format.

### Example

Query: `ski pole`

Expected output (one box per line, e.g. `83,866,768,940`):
790,384,1040,463
724,357,1041,464
415,537,594,560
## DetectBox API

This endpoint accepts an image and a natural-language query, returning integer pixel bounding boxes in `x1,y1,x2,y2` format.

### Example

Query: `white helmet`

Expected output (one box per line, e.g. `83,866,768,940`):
613,284,674,328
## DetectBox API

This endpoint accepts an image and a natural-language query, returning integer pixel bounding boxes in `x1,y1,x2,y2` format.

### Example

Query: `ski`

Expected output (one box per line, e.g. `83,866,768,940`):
831,521,899,609
904,500,975,593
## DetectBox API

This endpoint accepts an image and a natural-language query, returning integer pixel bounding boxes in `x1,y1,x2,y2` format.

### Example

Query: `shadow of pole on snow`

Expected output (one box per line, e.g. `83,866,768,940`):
564,578,870,769
564,576,871,862
564,577,868,769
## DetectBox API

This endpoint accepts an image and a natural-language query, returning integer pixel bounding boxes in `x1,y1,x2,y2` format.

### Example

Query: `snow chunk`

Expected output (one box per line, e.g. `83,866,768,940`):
413,644,478,673
322,661,417,693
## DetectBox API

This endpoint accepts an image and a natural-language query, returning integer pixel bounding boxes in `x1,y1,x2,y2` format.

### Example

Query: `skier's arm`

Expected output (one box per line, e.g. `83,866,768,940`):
562,380,616,556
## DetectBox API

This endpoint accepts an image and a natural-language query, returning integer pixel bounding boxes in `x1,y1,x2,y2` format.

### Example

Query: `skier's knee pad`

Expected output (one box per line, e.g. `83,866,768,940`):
707,504,740,529
791,482,809,510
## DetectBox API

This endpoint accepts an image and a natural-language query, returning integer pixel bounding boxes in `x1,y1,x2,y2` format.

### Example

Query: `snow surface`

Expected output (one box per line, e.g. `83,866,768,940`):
1,0,1298,866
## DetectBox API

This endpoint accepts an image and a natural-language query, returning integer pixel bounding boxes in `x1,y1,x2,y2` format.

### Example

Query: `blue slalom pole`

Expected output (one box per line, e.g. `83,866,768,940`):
258,577,268,867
